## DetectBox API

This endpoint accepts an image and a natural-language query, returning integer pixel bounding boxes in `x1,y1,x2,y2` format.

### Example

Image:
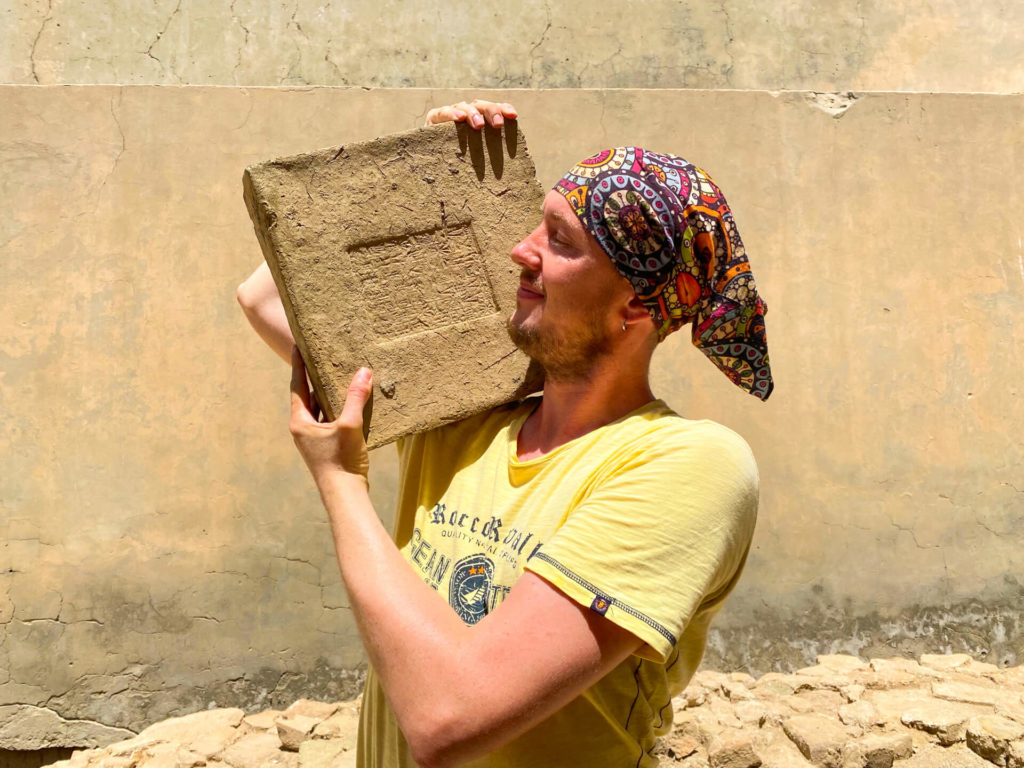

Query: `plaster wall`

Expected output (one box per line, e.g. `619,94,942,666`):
2,86,1022,741
2,0,1022,749
4,0,1023,93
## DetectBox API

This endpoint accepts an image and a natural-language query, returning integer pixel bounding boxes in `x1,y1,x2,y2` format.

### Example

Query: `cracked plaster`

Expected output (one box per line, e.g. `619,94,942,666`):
3,0,1023,92
1,82,1022,751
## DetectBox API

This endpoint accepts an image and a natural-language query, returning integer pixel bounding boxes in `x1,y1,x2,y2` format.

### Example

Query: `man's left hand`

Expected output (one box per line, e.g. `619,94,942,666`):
289,347,371,488
424,99,517,130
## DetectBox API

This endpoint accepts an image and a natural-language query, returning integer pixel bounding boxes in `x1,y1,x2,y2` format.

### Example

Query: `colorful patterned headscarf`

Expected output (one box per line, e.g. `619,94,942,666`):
554,147,774,401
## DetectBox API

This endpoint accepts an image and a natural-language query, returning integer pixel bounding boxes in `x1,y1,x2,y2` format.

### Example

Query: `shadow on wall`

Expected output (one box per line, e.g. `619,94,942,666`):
456,121,517,180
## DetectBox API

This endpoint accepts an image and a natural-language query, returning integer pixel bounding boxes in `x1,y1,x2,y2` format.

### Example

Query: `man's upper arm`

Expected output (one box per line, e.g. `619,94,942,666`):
237,262,295,362
525,424,759,661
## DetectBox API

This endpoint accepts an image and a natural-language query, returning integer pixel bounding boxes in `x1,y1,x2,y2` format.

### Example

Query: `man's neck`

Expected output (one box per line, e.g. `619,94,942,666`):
516,362,655,461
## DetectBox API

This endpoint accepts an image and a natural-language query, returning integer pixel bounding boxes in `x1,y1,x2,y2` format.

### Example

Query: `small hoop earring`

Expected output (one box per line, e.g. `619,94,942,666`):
621,319,627,332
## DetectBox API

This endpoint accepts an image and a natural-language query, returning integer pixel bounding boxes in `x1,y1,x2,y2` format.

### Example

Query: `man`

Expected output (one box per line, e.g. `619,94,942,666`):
238,99,772,768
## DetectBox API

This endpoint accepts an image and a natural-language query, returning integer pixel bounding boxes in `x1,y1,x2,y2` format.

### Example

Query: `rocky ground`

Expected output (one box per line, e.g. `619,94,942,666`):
53,653,1024,768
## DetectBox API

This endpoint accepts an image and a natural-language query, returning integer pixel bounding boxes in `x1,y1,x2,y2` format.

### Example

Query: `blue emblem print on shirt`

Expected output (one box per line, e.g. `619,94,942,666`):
449,554,495,625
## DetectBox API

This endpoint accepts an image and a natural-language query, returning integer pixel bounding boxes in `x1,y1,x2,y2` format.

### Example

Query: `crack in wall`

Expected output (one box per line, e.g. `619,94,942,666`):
229,0,251,83
143,0,183,79
91,92,126,210
719,0,736,86
280,0,311,85
527,1,553,87
29,0,54,84
887,519,941,549
232,90,254,132
577,42,624,87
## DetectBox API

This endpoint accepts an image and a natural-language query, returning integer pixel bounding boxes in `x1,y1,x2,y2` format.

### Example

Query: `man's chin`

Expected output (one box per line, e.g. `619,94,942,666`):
506,316,541,353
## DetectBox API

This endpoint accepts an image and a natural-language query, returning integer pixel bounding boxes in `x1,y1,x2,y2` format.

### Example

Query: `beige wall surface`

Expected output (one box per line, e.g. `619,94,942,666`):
2,86,1022,744
4,0,1023,93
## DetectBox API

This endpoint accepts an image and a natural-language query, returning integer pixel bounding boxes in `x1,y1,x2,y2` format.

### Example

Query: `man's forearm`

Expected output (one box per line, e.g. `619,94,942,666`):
316,471,479,763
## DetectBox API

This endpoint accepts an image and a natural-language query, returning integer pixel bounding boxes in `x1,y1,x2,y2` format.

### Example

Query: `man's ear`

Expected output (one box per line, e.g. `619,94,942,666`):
623,294,651,323
621,295,658,350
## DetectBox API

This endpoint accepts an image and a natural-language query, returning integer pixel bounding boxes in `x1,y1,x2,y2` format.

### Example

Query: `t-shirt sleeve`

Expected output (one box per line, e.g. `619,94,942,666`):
523,422,759,663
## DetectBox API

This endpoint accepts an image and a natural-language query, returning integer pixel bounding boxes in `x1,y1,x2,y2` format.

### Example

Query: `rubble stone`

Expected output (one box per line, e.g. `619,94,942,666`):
217,731,286,768
787,690,846,716
961,661,1002,676
663,735,700,760
684,683,709,708
868,688,985,727
243,710,285,731
1007,741,1024,768
298,737,354,768
933,681,1007,707
901,701,976,745
841,733,913,768
724,679,757,702
756,727,818,767
707,728,762,768
841,684,867,703
920,654,973,672
733,699,776,726
754,674,799,698
311,705,360,744
899,743,993,768
139,708,245,742
838,700,884,729
870,658,939,679
276,714,320,751
782,714,852,767
284,700,340,721
965,714,1024,766
995,700,1024,726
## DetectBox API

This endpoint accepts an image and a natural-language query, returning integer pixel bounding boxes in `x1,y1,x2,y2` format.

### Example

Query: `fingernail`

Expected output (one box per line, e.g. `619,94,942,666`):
493,115,504,127
357,366,371,383
472,114,484,128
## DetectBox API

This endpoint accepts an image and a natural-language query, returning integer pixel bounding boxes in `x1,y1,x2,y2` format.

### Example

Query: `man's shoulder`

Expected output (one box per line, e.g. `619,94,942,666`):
608,401,753,454
597,403,759,492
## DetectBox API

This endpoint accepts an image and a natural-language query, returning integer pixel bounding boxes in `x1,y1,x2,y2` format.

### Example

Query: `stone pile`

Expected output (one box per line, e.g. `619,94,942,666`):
659,653,1024,768
51,654,1024,768
51,699,361,768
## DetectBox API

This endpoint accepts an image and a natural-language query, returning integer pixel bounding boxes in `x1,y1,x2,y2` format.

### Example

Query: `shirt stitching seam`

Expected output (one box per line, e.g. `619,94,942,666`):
530,551,678,647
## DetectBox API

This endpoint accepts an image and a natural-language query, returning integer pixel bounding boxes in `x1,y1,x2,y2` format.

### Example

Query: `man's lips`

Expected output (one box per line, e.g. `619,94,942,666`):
517,282,544,300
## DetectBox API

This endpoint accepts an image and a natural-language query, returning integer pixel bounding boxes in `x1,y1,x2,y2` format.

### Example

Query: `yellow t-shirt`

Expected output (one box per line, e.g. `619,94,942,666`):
358,398,758,768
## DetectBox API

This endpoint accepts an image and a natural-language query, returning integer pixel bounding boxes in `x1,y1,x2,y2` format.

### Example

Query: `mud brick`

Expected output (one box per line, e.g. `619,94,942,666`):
244,121,545,448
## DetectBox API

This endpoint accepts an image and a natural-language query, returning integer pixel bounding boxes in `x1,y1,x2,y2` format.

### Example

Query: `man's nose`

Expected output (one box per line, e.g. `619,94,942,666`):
510,226,542,271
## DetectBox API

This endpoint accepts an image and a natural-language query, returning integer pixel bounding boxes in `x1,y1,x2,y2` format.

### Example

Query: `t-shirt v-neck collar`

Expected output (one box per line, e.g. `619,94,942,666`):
506,397,667,468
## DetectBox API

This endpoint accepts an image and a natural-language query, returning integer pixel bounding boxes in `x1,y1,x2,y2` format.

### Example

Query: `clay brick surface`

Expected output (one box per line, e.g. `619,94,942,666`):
244,122,545,448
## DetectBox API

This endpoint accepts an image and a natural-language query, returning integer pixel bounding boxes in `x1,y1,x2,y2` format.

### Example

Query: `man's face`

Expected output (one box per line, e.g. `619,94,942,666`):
507,190,635,381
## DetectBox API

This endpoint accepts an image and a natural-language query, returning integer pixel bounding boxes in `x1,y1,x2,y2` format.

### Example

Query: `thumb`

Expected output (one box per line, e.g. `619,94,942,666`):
338,366,372,426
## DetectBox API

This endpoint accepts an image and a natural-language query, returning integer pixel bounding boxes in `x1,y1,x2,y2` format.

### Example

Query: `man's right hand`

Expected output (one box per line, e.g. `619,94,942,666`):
424,99,517,130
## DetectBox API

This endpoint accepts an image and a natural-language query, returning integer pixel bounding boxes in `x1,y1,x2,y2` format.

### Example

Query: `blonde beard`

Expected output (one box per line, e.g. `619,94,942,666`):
506,315,614,383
